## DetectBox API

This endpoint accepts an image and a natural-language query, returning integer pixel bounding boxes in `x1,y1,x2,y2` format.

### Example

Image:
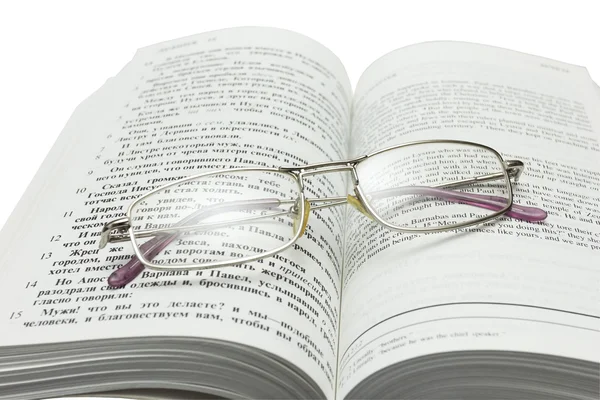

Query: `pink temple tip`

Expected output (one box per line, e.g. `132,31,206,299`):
108,234,176,287
108,257,146,287
504,203,548,222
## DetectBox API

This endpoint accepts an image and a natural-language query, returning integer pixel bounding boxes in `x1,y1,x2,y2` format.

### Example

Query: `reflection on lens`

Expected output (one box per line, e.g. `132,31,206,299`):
356,142,511,230
129,170,302,268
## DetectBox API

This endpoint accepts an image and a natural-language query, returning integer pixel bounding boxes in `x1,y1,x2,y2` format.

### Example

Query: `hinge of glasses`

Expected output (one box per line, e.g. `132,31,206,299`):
98,217,131,249
505,159,525,182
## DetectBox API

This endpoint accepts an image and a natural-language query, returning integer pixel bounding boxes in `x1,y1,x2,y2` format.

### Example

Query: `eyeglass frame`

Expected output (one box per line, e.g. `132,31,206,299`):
98,139,525,272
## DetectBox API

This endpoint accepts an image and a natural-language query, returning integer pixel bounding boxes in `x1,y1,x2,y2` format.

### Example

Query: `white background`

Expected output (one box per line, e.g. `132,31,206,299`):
0,1,598,398
0,0,599,230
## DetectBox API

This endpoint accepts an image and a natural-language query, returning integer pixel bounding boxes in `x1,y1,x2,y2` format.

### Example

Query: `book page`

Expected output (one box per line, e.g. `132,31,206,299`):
337,42,600,396
0,27,351,397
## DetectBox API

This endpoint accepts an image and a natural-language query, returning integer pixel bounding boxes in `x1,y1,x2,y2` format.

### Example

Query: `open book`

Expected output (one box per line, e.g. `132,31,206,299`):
0,27,598,399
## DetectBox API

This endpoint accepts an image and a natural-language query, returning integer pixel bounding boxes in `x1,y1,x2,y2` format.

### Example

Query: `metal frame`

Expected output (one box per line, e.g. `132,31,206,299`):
99,139,518,272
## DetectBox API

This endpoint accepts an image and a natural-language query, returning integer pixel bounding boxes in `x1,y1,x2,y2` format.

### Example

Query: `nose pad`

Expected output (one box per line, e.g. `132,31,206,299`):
347,194,374,220
292,199,311,237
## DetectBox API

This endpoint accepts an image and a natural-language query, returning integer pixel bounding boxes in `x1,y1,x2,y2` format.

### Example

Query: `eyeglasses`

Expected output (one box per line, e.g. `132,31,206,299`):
98,139,547,287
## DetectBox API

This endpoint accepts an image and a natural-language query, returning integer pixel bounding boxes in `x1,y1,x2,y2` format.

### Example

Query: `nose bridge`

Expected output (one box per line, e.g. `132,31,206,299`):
286,157,365,182
298,163,362,189
280,155,366,173
300,163,354,177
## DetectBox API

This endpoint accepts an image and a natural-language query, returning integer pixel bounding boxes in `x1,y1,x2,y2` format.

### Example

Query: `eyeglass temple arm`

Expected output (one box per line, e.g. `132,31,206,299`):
352,160,545,222
99,198,285,248
366,186,547,222
104,198,287,287
415,160,544,220
340,159,544,222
